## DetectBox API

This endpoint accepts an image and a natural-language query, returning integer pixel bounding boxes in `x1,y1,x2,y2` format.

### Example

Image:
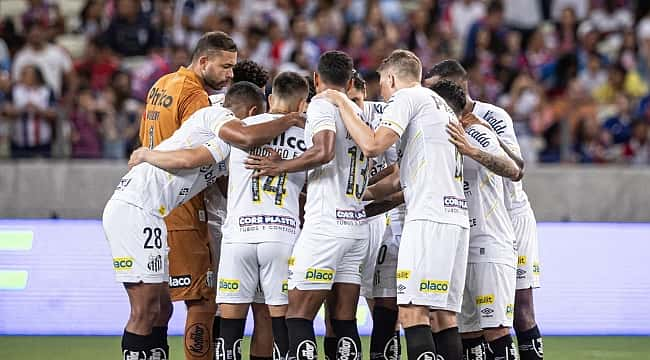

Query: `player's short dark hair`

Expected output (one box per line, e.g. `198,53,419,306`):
377,50,422,81
425,59,467,82
191,31,237,62
304,75,316,103
487,0,504,14
224,81,266,113
272,71,309,104
351,69,366,91
233,60,269,88
430,79,466,115
317,50,354,88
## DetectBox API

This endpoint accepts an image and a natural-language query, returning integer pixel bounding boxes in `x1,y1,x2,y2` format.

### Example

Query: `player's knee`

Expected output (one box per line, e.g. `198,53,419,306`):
186,298,217,315
398,305,429,327
130,302,160,327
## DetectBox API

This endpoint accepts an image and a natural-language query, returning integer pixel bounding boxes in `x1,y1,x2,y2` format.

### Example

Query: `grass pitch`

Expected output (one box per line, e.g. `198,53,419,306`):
1,335,649,359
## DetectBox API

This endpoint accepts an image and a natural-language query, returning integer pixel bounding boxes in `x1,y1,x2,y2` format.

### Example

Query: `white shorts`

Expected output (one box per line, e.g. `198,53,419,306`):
361,215,387,298
459,262,516,333
512,209,541,289
288,230,368,291
372,219,402,298
103,199,169,283
396,220,469,312
216,242,293,305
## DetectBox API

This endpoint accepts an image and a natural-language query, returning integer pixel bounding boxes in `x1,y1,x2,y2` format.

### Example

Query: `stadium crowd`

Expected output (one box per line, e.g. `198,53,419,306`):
0,0,649,164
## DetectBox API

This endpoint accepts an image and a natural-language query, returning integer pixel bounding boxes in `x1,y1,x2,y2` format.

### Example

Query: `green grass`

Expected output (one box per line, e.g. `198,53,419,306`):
0,336,648,359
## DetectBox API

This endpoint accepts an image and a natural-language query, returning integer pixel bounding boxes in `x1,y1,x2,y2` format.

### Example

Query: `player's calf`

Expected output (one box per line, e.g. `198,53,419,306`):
323,294,337,360
400,305,436,360
369,298,399,360
514,289,543,360
483,328,516,360
430,310,462,360
216,304,248,360
285,289,329,360
461,333,487,360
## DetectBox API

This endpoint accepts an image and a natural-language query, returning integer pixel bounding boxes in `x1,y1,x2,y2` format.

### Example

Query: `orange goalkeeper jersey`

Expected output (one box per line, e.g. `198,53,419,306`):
139,66,211,231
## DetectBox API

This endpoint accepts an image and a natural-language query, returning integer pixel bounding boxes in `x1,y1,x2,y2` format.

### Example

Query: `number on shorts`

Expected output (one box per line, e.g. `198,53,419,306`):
346,146,368,200
143,227,162,249
377,244,387,265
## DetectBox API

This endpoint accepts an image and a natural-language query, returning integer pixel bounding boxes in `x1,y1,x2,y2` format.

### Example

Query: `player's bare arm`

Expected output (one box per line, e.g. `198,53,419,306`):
317,89,398,157
219,112,305,149
244,130,335,176
364,191,404,217
363,167,401,202
369,163,398,186
461,113,525,179
446,122,522,181
128,146,215,170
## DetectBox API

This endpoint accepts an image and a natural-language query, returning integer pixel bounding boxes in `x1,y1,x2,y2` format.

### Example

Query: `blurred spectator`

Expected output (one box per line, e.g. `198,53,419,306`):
75,37,119,92
69,87,102,158
103,0,161,57
573,117,614,163
100,71,142,159
602,94,634,144
21,0,65,40
465,0,507,60
555,6,579,54
447,0,485,55
4,65,57,158
241,25,273,70
279,15,320,70
577,51,608,94
12,22,75,98
0,71,12,157
588,0,633,35
592,62,648,104
503,0,543,43
622,119,650,164
79,0,108,38
551,0,589,21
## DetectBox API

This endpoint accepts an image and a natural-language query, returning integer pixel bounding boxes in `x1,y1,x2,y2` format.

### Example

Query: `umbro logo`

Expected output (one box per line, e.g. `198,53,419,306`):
480,308,494,315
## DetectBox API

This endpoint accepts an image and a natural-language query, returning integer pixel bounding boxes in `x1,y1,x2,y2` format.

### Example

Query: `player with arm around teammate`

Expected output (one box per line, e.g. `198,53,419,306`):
106,82,301,360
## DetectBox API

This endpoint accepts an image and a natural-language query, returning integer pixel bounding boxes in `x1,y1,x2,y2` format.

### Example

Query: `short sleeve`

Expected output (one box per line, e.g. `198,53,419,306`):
379,91,412,137
306,99,336,136
202,138,230,163
208,107,238,135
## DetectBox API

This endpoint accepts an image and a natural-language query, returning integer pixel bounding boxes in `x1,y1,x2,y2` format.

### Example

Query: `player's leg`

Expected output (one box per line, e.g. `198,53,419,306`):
258,242,295,360
103,199,168,359
430,226,469,360
208,216,224,350
476,263,517,360
513,210,543,360
323,292,338,360
330,235,369,360
168,228,216,360
251,303,274,360
216,243,259,360
458,264,486,360
152,286,173,358
370,225,400,360
285,232,341,360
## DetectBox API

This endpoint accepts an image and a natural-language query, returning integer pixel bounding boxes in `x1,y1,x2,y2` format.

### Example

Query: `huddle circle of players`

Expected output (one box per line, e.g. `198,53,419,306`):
104,32,543,360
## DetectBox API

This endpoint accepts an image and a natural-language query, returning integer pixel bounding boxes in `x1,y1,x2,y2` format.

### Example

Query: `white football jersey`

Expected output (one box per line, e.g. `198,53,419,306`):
472,101,532,216
110,106,233,217
463,124,517,265
205,95,228,232
222,113,306,244
303,98,369,239
379,86,469,228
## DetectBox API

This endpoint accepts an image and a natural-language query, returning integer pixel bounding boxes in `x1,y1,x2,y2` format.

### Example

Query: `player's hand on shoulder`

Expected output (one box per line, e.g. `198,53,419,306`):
245,147,285,177
446,122,477,157
128,147,150,169
287,112,306,129
461,113,491,130
314,89,346,106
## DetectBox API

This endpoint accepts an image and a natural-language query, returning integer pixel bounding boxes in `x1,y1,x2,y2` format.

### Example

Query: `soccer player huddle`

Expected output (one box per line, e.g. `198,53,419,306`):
103,31,543,360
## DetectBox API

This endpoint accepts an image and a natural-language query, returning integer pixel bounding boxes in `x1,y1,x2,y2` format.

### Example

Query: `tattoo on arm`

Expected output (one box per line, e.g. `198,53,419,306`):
472,149,521,180
496,137,525,178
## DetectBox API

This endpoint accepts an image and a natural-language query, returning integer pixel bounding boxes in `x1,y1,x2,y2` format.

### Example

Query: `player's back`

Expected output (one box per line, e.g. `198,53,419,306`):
303,98,369,238
472,101,531,216
139,66,211,230
112,107,232,219
462,124,516,265
387,87,467,228
223,113,307,243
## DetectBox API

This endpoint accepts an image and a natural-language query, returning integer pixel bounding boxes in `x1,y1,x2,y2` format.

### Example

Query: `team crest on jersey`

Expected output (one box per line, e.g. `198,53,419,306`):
147,255,162,273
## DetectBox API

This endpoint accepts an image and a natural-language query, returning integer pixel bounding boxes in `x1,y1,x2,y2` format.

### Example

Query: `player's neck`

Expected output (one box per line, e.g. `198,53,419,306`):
463,97,476,115
269,107,293,114
395,81,421,91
